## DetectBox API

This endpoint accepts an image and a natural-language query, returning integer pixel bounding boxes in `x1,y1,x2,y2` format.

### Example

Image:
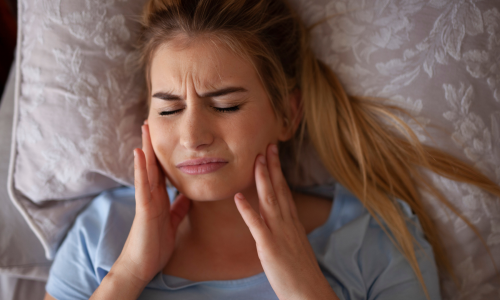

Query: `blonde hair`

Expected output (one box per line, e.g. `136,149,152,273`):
135,0,500,297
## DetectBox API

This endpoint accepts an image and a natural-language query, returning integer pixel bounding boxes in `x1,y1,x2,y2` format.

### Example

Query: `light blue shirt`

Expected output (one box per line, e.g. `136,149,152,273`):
45,183,442,299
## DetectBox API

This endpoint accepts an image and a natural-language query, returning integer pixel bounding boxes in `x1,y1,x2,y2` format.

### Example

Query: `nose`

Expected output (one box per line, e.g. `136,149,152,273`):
179,101,214,151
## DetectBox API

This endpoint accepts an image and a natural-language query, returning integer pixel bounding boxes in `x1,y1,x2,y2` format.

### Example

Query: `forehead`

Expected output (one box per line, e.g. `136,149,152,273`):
150,36,257,91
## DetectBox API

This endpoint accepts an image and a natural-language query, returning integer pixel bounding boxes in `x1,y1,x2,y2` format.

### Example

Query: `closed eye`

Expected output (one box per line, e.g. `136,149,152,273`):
159,105,241,116
214,106,240,113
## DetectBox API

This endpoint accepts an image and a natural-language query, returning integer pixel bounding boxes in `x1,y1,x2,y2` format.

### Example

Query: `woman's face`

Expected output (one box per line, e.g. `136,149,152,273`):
148,36,288,201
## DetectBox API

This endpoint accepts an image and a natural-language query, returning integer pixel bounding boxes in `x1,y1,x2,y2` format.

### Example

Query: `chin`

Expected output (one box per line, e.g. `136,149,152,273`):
180,186,233,202
175,175,253,202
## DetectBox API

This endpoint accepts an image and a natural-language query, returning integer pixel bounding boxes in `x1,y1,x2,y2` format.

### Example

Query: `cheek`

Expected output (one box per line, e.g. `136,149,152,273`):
229,108,279,165
148,124,176,173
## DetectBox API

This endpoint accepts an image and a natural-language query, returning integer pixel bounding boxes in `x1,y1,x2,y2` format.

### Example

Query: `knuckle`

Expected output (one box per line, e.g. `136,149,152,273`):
134,174,141,187
277,185,289,197
250,215,264,227
266,193,279,206
270,157,281,169
258,166,267,178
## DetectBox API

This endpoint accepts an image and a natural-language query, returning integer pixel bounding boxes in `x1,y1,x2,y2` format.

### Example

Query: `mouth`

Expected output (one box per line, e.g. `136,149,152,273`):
176,157,228,175
177,162,227,175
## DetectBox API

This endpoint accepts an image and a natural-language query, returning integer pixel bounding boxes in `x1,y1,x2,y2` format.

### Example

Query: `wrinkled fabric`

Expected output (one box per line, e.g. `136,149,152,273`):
46,183,441,300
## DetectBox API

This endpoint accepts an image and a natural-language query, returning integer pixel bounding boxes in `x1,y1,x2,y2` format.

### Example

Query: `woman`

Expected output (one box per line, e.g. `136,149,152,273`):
44,0,500,299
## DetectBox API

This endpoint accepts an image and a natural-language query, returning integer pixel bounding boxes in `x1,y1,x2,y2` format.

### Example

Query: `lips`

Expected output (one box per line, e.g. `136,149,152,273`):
178,162,227,175
176,157,228,167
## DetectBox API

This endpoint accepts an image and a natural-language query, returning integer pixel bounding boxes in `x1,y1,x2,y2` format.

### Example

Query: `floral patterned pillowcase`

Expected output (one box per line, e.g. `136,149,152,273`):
8,0,148,260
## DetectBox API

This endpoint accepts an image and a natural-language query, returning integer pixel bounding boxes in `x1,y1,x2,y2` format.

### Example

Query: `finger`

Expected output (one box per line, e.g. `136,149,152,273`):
142,124,160,192
146,124,167,192
134,148,153,211
170,193,191,231
266,144,296,222
234,193,272,244
255,154,283,227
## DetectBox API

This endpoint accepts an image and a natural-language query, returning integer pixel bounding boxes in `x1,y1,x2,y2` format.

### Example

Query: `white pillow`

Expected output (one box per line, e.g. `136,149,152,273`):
7,0,500,299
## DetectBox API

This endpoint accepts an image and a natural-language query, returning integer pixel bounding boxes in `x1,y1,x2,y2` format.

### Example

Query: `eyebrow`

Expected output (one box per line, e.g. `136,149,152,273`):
152,87,248,100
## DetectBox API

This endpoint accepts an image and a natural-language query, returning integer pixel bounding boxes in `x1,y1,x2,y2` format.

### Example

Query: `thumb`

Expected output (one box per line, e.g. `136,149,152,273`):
170,194,191,231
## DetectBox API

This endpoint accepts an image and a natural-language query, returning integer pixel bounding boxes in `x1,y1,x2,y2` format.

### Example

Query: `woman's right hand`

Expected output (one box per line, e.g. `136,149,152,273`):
115,122,191,287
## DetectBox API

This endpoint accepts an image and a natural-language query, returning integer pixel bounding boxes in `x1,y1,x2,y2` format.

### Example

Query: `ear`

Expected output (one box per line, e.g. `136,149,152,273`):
278,89,302,142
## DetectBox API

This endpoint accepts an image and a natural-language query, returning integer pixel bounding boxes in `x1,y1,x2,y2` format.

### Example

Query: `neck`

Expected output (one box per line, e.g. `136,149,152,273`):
178,185,261,255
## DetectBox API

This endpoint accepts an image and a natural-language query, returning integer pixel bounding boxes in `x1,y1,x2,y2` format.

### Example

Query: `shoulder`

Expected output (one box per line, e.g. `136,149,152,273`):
70,186,137,266
50,186,137,264
78,186,137,232
45,186,137,299
313,183,441,300
292,190,333,235
46,185,181,298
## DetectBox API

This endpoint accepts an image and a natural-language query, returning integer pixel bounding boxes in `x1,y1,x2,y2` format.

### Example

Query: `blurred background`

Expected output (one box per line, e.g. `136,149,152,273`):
0,0,17,101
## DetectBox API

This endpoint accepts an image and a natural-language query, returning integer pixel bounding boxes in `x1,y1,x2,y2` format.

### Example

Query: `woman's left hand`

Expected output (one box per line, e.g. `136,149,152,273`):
234,144,339,300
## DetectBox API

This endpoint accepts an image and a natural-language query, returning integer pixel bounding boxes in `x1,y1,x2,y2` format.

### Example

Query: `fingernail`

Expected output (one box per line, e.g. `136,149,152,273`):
259,155,266,165
133,149,136,157
271,144,278,155
141,125,145,134
235,193,244,201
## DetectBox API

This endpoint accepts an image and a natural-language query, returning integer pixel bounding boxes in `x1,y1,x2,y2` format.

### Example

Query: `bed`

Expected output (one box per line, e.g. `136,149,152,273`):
1,0,499,299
